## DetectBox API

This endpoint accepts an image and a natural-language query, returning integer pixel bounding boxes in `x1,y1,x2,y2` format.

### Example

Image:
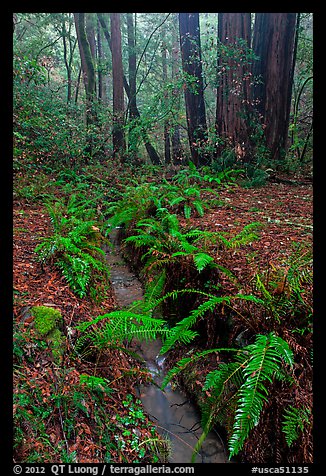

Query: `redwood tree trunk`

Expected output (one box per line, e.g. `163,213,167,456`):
179,13,208,166
253,13,297,163
110,13,126,157
97,18,103,101
216,13,252,158
127,13,137,119
162,33,171,165
73,12,97,157
171,19,183,165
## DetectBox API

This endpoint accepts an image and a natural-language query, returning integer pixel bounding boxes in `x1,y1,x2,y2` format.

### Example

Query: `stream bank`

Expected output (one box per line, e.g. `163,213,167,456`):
104,229,229,464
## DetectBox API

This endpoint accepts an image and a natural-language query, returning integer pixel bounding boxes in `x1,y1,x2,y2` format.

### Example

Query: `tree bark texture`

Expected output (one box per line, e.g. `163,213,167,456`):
127,13,137,119
74,13,96,98
179,13,208,166
110,13,126,156
253,13,297,162
216,13,252,157
97,18,103,101
162,33,171,164
171,19,183,164
73,12,97,157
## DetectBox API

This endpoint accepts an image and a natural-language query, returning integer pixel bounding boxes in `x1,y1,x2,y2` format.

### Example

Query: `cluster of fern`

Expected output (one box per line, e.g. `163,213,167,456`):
103,163,232,229
86,164,312,463
157,242,313,461
253,242,313,331
35,194,110,300
161,330,311,461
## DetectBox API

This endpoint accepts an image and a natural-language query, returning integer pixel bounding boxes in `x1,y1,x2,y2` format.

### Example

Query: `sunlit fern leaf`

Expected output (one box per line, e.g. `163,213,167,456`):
193,252,215,272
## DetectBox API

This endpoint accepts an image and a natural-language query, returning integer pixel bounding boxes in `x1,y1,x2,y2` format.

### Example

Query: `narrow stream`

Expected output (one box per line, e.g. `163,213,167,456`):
104,230,228,464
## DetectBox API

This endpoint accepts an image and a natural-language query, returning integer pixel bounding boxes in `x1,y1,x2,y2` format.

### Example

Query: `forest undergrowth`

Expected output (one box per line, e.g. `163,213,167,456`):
13,161,313,464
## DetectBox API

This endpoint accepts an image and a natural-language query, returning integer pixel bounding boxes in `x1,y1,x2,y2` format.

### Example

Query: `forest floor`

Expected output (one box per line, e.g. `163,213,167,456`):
13,177,313,463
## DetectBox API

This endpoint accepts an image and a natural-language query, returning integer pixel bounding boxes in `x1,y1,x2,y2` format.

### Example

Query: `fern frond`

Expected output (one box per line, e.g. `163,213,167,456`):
159,293,262,354
160,348,235,390
282,405,311,447
76,310,170,350
143,271,166,305
193,200,205,216
184,203,191,219
124,233,157,248
170,196,185,207
57,255,91,298
193,252,215,272
227,222,263,248
228,332,293,458
203,359,246,398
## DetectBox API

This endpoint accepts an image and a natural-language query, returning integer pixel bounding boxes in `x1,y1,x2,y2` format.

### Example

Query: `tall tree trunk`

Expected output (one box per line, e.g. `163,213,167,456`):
216,13,252,159
86,14,96,61
127,13,137,119
171,18,183,165
97,13,161,165
179,12,208,166
110,13,126,157
62,15,77,104
97,18,103,101
74,66,82,104
162,31,171,164
126,12,138,160
253,13,297,163
73,12,97,157
62,21,72,103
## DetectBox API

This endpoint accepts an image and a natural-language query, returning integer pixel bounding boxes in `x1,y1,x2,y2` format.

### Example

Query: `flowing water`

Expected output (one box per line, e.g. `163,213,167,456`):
104,230,228,464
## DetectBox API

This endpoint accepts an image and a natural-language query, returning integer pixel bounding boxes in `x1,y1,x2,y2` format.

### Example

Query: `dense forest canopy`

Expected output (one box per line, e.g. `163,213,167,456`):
13,12,313,174
13,12,313,467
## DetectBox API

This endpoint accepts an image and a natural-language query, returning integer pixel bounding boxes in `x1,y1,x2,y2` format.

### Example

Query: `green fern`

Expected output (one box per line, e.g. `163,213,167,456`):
160,292,263,354
228,333,293,458
165,184,207,218
126,214,216,275
104,182,166,229
79,374,114,395
160,347,234,390
138,436,172,463
142,270,167,306
282,405,311,447
35,207,109,300
253,244,313,327
76,309,171,352
185,222,263,252
161,332,294,460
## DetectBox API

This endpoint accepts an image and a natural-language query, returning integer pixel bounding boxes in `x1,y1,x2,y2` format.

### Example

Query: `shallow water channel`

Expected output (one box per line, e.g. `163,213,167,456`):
104,230,228,464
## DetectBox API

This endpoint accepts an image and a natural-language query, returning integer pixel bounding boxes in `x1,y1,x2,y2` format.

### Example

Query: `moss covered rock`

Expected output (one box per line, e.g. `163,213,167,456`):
32,305,63,337
31,305,65,363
